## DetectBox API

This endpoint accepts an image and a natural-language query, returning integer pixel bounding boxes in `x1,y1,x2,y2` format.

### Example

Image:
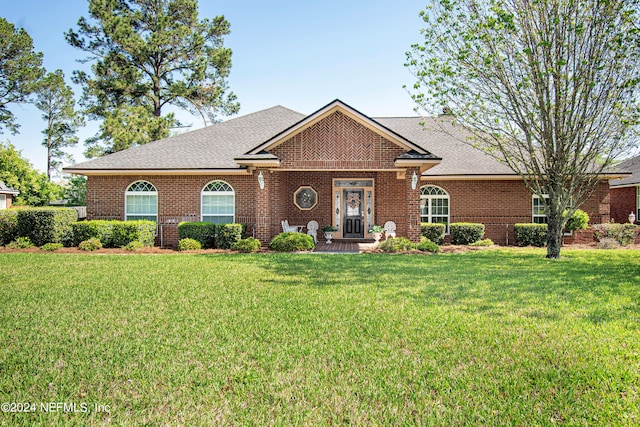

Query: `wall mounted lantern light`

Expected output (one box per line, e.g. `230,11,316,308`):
257,171,265,190
411,171,419,190
629,211,636,224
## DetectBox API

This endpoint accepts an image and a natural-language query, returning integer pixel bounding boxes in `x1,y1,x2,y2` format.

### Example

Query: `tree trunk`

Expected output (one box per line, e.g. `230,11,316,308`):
47,144,52,182
546,194,564,259
546,216,563,259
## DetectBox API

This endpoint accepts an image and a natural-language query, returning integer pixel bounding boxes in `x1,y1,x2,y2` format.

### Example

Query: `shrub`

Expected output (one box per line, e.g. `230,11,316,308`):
596,237,621,250
421,222,446,244
41,242,63,251
216,223,244,249
416,236,439,253
232,237,261,253
469,238,494,247
71,220,114,247
450,222,485,245
78,238,102,252
111,220,155,247
0,209,18,246
379,237,416,253
564,209,590,232
123,241,145,251
72,220,154,248
593,223,637,246
178,222,215,249
6,236,34,249
514,223,548,247
16,208,78,247
269,232,315,252
178,238,202,251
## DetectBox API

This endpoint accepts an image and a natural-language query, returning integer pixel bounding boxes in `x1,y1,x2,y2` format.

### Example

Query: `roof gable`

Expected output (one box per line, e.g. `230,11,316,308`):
245,100,430,156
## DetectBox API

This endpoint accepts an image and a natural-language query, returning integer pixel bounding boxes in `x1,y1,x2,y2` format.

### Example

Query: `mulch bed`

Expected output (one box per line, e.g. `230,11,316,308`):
3,241,637,255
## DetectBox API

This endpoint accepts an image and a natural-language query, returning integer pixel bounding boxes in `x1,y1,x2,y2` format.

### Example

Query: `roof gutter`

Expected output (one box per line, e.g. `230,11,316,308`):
63,168,252,176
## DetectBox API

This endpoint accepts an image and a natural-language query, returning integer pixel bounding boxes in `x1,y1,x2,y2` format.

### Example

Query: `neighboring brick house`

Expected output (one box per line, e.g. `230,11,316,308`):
64,100,614,247
0,181,19,209
610,155,640,224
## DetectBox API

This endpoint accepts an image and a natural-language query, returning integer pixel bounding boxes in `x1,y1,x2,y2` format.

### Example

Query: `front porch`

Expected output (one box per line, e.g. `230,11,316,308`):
254,169,423,245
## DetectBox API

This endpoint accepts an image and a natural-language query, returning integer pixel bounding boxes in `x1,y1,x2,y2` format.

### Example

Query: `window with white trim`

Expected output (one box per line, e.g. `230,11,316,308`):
420,185,450,231
125,181,158,222
201,181,235,224
0,194,6,210
532,194,549,224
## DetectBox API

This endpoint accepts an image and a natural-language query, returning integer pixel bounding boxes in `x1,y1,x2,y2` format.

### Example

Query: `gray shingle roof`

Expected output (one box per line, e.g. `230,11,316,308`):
66,106,305,171
375,116,514,176
0,181,19,195
65,104,512,176
610,155,640,187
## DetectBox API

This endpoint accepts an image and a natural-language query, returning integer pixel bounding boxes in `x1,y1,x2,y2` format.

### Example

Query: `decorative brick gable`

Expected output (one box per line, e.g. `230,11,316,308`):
270,111,405,170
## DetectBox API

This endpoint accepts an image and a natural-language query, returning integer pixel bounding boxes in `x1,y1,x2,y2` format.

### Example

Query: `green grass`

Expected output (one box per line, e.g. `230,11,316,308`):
0,249,638,425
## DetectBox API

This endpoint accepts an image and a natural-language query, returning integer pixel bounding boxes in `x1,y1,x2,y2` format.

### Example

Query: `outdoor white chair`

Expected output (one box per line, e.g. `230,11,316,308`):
306,220,319,243
281,220,303,233
383,221,397,240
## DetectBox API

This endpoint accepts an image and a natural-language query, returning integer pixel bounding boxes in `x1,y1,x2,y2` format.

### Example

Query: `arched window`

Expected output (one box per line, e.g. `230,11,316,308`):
201,181,235,224
420,185,450,231
125,180,158,222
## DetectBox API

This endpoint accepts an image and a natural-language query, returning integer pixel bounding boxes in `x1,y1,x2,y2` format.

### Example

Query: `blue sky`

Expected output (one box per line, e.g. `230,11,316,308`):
2,0,427,174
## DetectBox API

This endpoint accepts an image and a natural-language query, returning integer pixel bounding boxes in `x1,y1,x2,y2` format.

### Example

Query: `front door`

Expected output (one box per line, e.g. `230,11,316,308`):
343,189,364,238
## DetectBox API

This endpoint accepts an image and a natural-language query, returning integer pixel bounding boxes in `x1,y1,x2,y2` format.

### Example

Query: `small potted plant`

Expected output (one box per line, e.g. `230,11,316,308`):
369,225,384,242
322,225,338,244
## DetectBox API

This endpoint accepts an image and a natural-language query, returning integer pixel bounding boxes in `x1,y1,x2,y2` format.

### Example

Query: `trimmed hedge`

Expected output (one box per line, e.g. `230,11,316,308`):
514,223,548,247
0,209,18,246
269,232,315,252
71,220,114,247
111,221,155,247
72,220,155,248
16,208,77,247
177,222,244,249
216,223,244,249
178,222,216,249
450,222,485,245
421,222,446,244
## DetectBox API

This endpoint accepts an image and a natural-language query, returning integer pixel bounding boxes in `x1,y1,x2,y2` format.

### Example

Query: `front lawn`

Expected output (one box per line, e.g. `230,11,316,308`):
0,249,638,425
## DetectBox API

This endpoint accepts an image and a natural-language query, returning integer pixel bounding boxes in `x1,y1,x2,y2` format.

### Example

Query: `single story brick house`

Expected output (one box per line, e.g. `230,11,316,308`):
64,99,613,247
610,155,640,224
0,181,19,209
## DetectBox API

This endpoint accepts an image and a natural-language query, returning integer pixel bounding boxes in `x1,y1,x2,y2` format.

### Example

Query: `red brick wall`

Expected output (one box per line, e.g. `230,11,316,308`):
86,174,258,247
425,179,610,245
610,186,637,223
87,175,612,247
271,111,405,170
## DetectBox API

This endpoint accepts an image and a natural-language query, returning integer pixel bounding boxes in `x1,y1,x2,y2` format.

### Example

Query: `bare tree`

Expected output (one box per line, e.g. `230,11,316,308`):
406,0,639,258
